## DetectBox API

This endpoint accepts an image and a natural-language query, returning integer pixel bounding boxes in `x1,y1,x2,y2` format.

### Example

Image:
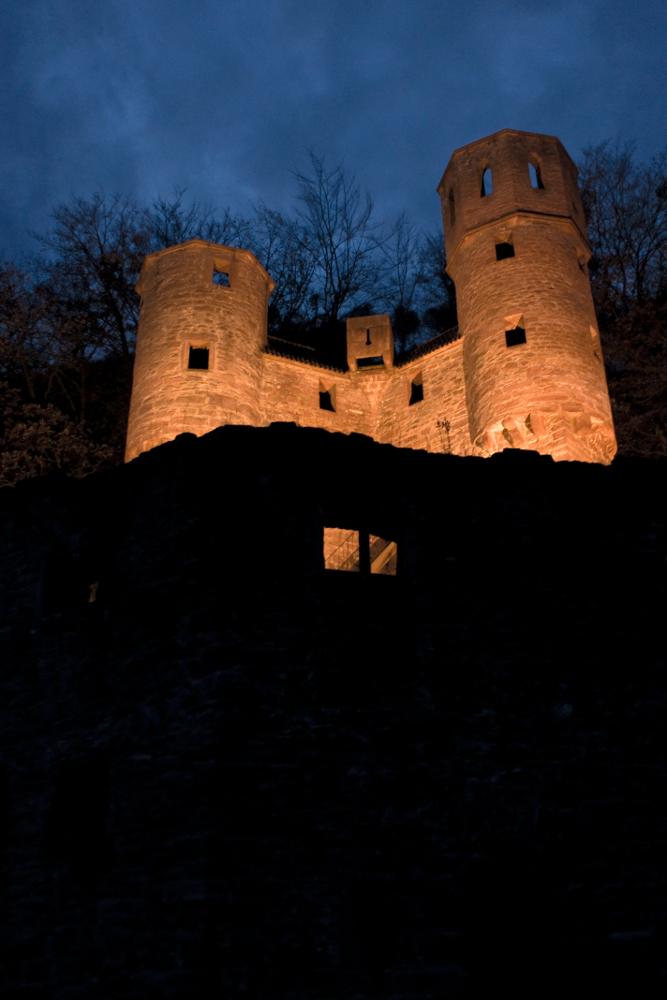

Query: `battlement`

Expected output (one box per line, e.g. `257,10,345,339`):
125,130,617,466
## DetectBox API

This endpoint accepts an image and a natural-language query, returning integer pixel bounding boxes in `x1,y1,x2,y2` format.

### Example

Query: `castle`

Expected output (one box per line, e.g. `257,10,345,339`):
2,131,664,999
125,128,617,467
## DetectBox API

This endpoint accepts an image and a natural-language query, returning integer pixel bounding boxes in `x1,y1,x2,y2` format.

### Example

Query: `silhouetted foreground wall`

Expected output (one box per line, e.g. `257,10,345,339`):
0,424,665,999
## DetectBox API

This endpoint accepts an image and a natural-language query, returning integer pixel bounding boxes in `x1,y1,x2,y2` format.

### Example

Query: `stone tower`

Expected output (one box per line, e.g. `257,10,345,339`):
438,129,617,463
125,240,274,463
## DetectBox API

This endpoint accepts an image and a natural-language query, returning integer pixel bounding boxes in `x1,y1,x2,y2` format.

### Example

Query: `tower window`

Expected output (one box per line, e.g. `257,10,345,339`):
213,269,230,287
357,356,384,368
528,162,544,189
448,189,456,225
188,346,209,370
409,374,424,405
481,168,493,197
505,326,526,347
319,390,335,412
495,242,515,260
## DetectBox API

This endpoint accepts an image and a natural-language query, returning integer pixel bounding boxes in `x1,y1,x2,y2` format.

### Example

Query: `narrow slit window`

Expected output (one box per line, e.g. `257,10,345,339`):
496,241,515,260
528,162,544,189
505,325,526,347
409,374,424,405
188,346,209,370
448,189,456,225
213,269,230,287
481,168,493,197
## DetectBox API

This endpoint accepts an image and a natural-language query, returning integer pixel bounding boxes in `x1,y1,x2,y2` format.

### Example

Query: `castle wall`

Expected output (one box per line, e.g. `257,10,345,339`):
124,129,618,469
375,339,474,454
259,353,374,437
0,426,664,997
440,129,617,464
125,241,274,462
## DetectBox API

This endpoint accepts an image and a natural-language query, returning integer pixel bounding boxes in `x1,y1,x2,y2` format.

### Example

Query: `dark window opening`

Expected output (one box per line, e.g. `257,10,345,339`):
188,346,209,370
496,242,515,260
44,760,111,884
357,356,384,368
213,269,230,287
481,168,493,197
528,162,544,189
366,328,371,345
409,379,424,405
448,189,456,225
505,326,527,347
42,547,103,616
319,390,335,412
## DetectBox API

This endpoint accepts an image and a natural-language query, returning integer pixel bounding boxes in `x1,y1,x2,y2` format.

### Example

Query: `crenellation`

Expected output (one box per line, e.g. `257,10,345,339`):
125,128,617,466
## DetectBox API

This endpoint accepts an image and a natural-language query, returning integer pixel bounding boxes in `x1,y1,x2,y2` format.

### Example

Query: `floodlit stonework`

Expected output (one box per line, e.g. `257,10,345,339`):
125,129,617,465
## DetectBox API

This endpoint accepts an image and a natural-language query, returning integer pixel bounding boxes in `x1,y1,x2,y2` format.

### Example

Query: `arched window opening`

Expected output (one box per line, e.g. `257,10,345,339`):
448,189,456,225
528,161,544,189
481,168,493,197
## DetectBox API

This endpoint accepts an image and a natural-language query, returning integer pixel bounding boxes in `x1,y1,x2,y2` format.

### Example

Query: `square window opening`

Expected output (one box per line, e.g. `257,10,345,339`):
213,269,230,287
496,242,515,261
505,326,526,348
319,390,335,412
409,376,424,405
188,346,209,370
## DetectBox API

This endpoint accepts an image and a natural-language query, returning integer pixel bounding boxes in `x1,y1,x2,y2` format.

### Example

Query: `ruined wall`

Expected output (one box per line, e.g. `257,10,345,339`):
439,129,617,464
0,426,664,998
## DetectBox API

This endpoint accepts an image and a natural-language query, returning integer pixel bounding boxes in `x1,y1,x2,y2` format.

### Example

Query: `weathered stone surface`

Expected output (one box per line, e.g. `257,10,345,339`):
125,129,618,469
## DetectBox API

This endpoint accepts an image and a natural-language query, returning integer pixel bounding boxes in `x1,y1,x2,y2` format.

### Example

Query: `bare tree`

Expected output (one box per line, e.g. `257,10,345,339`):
578,140,667,458
293,153,394,327
146,187,252,252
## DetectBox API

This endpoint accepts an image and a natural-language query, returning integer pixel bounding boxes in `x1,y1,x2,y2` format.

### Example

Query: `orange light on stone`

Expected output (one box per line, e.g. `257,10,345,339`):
125,131,617,467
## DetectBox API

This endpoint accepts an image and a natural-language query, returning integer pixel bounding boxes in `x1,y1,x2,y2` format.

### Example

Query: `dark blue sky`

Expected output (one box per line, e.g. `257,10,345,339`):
2,0,666,260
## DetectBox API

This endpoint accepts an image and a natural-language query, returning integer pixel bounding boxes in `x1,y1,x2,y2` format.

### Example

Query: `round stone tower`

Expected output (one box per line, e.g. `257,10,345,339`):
125,240,274,462
438,129,617,464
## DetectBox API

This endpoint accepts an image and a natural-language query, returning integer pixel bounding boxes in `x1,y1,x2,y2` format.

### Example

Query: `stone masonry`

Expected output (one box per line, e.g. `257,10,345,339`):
125,129,617,466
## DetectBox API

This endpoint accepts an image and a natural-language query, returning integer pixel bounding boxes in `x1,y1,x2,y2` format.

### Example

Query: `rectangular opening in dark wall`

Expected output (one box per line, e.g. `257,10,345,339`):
357,356,384,368
505,326,526,347
323,528,397,576
188,346,209,370
496,242,515,260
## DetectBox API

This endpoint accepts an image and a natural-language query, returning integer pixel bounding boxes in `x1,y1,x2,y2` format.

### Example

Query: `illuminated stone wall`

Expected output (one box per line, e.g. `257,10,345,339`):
125,241,275,462
439,129,617,464
125,130,617,466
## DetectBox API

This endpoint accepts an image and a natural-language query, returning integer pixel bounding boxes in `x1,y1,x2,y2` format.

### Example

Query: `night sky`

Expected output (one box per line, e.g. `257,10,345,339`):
2,0,666,261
